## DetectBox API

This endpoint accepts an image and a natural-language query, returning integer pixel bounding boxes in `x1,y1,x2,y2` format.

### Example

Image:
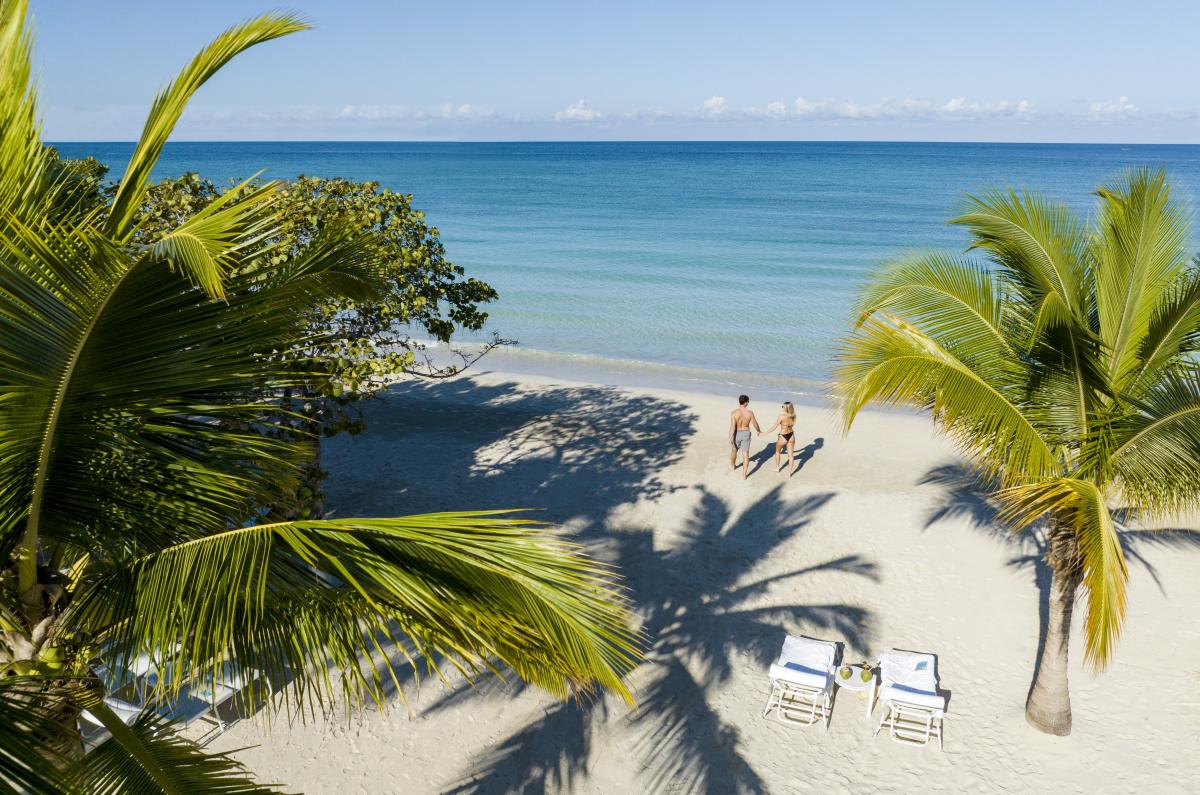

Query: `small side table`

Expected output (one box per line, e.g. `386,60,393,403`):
833,664,877,718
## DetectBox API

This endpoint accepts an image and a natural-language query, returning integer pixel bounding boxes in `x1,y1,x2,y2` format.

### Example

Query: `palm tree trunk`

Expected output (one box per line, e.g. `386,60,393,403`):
1025,546,1080,735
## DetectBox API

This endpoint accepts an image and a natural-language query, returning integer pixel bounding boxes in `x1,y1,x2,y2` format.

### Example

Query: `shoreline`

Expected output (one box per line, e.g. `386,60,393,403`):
426,340,833,407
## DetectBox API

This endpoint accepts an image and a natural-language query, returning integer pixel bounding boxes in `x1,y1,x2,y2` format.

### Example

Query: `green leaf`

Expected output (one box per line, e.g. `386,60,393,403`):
106,13,309,240
73,513,641,713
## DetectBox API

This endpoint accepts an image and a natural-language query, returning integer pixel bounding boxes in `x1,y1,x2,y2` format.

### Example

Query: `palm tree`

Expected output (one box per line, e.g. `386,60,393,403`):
834,169,1200,735
0,4,637,790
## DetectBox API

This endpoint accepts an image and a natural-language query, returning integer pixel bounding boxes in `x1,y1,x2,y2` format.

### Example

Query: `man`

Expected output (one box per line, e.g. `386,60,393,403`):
728,394,761,479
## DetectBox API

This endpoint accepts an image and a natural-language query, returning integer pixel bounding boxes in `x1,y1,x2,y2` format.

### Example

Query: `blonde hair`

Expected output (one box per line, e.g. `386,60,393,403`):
783,401,795,418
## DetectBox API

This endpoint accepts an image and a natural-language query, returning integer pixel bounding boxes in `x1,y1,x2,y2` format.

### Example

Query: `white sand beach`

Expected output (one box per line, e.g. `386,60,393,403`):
212,370,1200,794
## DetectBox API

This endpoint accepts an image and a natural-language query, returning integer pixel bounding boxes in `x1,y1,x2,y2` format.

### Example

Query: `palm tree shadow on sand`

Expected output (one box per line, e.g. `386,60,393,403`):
919,463,1200,702
434,485,875,795
324,376,700,524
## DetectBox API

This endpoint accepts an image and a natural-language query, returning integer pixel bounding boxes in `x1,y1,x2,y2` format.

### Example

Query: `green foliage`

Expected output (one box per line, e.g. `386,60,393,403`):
73,514,637,714
0,677,76,794
130,172,502,462
45,147,111,222
0,3,637,791
836,168,1200,670
136,172,499,390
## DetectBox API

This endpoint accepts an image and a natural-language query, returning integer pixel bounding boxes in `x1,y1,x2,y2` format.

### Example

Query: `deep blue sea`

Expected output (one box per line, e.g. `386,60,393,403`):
52,141,1200,395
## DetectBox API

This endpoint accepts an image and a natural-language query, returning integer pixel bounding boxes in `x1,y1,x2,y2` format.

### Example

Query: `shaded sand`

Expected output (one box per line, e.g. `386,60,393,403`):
213,371,1200,794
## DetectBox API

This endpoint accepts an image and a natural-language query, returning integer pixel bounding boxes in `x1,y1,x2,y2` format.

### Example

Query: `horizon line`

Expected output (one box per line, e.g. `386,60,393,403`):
46,138,1200,147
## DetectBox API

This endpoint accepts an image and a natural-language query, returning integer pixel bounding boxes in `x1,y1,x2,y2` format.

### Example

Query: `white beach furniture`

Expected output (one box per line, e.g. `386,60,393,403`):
762,634,838,729
77,694,143,751
82,652,266,748
832,663,876,718
78,652,165,750
870,649,946,749
157,661,267,745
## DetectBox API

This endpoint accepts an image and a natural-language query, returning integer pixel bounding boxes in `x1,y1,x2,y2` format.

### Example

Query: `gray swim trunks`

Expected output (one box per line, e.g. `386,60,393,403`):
733,429,752,452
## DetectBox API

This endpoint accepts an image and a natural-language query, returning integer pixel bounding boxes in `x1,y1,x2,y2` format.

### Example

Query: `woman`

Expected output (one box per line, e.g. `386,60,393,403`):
762,401,797,475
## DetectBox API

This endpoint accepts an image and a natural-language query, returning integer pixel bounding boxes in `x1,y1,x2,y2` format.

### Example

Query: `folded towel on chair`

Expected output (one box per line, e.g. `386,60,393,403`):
769,662,830,690
779,635,837,669
880,650,938,691
881,683,946,711
783,661,827,677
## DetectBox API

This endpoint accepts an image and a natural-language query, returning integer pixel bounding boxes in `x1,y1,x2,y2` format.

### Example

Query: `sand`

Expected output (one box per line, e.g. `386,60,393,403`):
211,370,1200,794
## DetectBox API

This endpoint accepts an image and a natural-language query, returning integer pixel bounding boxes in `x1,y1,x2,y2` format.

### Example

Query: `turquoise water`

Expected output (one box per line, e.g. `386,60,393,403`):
53,141,1200,392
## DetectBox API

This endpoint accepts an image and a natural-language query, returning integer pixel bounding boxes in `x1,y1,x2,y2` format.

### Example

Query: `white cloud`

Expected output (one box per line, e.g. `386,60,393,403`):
1090,96,1138,119
175,102,502,131
701,95,728,117
148,93,1190,141
940,97,1032,119
943,96,969,113
780,95,1032,122
554,99,601,122
621,106,675,122
439,102,480,119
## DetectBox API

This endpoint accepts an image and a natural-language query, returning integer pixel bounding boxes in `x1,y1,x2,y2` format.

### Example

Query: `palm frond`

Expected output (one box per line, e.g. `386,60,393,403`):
953,188,1103,442
1108,371,1200,515
0,0,50,230
68,513,642,711
1093,168,1192,388
106,13,309,240
0,218,131,581
834,314,1058,484
1129,264,1200,392
0,676,75,795
70,692,284,795
0,214,384,563
852,251,1015,359
145,176,281,299
954,189,1090,327
997,478,1127,667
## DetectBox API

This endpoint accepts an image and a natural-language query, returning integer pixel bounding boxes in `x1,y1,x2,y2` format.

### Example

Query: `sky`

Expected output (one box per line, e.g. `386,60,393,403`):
32,0,1200,143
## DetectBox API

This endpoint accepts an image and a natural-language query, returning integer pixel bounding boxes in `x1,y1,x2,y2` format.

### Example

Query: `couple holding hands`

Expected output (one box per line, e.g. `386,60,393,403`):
728,394,798,479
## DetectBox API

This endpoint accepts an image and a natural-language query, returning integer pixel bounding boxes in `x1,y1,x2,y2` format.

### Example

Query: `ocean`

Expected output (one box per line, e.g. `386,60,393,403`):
52,141,1200,397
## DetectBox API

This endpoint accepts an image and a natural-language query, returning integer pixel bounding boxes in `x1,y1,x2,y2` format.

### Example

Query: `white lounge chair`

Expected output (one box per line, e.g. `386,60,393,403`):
93,642,182,707
762,634,838,729
80,652,166,751
158,661,266,745
82,647,268,750
77,694,143,751
870,649,945,749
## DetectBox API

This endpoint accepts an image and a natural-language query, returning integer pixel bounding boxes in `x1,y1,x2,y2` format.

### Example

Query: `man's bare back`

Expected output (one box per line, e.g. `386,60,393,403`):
728,396,762,479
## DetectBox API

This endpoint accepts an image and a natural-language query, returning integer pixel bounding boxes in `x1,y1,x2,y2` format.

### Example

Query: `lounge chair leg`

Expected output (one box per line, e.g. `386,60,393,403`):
762,685,779,719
